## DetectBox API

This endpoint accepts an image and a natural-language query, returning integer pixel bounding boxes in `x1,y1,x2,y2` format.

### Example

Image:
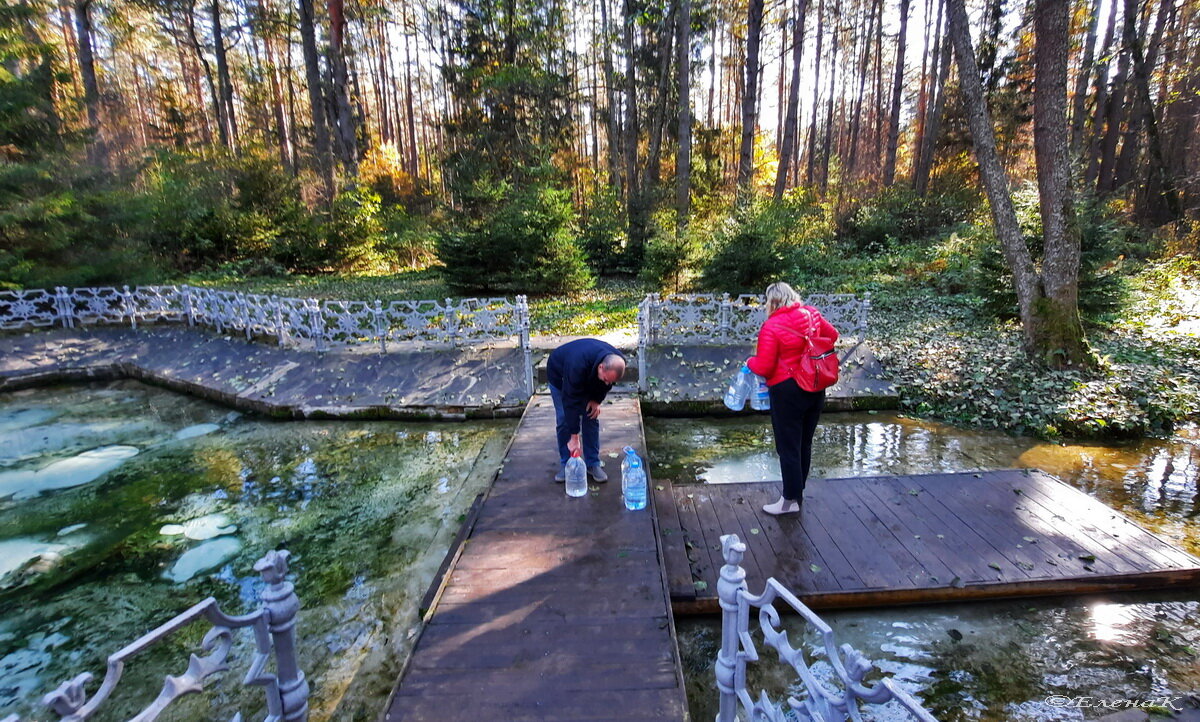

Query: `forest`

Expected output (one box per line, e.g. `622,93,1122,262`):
1,0,1198,371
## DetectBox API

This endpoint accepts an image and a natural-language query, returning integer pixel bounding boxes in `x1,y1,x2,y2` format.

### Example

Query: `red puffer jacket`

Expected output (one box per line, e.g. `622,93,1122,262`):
746,303,839,387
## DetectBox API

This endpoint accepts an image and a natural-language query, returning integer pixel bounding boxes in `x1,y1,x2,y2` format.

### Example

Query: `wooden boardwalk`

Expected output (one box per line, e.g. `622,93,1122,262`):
657,470,1200,613
384,395,688,721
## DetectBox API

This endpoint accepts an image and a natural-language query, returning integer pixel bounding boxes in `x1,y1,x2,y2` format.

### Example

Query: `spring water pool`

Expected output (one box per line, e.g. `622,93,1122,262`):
0,381,514,721
646,413,1200,720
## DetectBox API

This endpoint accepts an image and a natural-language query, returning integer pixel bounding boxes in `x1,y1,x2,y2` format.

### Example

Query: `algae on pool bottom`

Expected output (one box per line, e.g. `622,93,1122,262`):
0,381,514,721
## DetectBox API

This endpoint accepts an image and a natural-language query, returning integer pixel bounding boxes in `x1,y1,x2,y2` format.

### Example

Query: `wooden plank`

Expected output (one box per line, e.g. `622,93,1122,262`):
651,478,697,600
671,488,718,598
801,482,911,589
385,688,689,722
913,472,1121,579
955,470,1142,575
420,492,486,615
746,482,865,590
1019,470,1200,570
830,479,937,587
844,479,959,585
727,485,838,593
704,487,767,586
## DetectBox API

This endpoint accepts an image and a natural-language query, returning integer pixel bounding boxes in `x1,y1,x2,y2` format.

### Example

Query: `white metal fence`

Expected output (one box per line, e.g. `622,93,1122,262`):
636,293,870,392
716,534,936,721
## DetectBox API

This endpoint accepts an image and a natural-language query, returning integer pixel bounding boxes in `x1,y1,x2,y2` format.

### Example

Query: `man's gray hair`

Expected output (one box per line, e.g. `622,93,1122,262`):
601,354,627,377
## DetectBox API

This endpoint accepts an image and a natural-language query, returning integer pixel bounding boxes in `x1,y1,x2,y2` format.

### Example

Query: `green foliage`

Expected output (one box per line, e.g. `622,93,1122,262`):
838,185,971,254
579,185,627,275
437,180,592,294
972,186,1135,322
641,210,705,292
700,194,824,293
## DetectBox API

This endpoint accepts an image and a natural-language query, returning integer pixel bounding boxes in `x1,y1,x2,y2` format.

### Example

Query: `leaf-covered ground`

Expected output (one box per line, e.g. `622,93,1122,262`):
870,260,1200,439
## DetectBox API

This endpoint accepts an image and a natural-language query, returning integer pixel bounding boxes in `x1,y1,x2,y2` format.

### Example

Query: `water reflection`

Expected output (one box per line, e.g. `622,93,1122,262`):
650,413,1200,719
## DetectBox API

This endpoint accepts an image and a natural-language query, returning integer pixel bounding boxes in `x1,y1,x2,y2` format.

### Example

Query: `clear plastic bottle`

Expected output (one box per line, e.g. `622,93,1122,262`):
723,366,753,411
623,458,647,511
621,446,640,502
750,375,771,411
565,449,588,498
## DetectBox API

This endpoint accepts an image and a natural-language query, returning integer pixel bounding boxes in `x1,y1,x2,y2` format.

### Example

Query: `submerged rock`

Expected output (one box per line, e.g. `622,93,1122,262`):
163,536,243,583
159,513,238,541
0,446,140,501
0,538,69,580
174,423,221,440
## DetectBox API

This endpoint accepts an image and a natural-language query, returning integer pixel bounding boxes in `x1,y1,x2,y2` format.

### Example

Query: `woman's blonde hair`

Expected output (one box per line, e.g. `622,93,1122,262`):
764,282,802,313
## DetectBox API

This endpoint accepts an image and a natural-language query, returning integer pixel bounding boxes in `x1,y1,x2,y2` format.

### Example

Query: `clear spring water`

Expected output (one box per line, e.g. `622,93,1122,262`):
0,381,514,721
646,413,1200,720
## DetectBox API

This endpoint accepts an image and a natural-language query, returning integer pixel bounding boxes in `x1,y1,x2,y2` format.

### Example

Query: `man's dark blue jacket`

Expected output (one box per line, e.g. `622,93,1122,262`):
547,338,624,435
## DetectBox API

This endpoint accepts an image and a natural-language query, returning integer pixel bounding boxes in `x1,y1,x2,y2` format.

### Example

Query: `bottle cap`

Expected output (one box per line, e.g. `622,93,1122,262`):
571,449,582,458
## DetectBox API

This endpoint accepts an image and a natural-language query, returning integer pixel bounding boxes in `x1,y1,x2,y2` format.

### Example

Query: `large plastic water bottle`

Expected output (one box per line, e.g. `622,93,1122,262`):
621,446,640,481
623,458,647,511
750,375,771,411
565,449,587,498
723,366,753,411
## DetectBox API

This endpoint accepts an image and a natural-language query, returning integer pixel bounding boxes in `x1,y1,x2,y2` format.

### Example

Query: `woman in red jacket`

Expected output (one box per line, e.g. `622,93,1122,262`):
746,282,839,515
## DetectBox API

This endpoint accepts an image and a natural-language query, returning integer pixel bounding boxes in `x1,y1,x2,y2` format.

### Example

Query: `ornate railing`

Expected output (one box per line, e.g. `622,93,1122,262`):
716,535,936,722
636,293,869,392
0,286,535,395
1,550,308,722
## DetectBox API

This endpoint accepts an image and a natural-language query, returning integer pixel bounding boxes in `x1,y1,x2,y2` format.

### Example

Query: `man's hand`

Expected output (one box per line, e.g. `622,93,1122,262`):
586,400,601,419
568,434,582,455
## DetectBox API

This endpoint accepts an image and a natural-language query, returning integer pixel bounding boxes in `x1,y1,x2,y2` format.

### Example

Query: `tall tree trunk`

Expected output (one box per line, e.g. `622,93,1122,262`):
1069,0,1101,151
1032,0,1088,367
1096,1,1132,194
883,0,911,185
327,0,357,173
403,6,419,178
805,0,826,185
264,31,294,172
646,12,677,190
914,6,950,196
1124,0,1180,219
819,13,838,192
600,0,622,193
212,0,238,152
737,0,765,195
775,0,809,198
947,0,1085,365
677,0,693,228
73,0,106,166
299,0,333,194
623,0,645,259
1084,0,1118,184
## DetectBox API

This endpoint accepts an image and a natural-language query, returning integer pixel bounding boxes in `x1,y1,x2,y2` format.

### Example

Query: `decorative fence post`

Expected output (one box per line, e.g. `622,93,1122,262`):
272,296,286,346
517,295,533,397
860,292,872,340
715,533,937,721
181,285,195,327
373,300,387,353
308,299,326,353
637,296,650,393
719,293,732,344
446,298,460,347
715,535,748,722
122,286,137,330
54,287,74,329
255,550,310,722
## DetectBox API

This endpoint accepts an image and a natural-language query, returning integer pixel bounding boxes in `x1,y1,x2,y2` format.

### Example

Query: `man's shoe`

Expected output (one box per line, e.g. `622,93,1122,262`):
762,497,801,515
554,467,566,483
588,465,608,482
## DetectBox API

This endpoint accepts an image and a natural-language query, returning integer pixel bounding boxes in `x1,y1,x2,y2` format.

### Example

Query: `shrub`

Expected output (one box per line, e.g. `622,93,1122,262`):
700,195,823,293
838,186,971,254
641,211,705,292
579,185,626,275
438,180,593,294
973,186,1134,323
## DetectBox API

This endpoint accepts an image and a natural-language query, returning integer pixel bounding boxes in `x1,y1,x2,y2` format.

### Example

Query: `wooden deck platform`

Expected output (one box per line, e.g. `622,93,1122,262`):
657,469,1200,613
384,395,688,721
